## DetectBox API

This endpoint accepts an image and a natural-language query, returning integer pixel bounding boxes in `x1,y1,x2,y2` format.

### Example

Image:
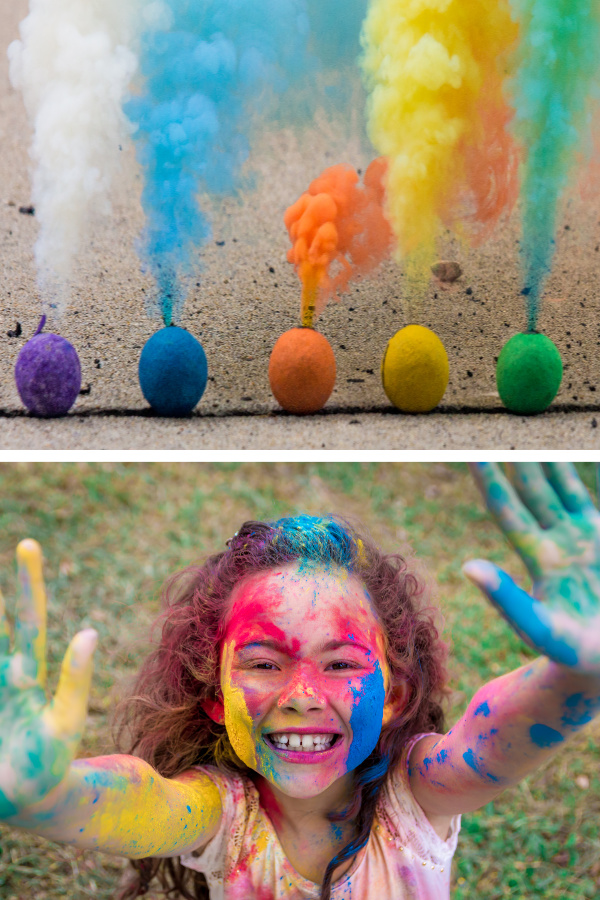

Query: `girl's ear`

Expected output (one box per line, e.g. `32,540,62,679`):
382,681,410,727
202,697,225,724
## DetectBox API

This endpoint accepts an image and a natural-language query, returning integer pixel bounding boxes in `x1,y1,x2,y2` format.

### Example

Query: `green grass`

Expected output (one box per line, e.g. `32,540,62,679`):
0,463,598,899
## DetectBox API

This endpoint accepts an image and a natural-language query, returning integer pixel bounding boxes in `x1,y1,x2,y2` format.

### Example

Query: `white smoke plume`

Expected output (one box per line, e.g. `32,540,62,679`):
8,0,138,303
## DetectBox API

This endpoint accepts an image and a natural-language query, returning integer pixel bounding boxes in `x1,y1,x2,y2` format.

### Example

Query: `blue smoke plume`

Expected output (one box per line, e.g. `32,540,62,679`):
126,0,367,326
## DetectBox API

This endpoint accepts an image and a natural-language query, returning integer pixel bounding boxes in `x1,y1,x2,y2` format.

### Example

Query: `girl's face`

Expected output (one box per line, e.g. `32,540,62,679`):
215,561,397,799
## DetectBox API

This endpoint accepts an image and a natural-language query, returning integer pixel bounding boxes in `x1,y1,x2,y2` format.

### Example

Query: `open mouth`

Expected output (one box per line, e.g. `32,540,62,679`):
265,732,342,753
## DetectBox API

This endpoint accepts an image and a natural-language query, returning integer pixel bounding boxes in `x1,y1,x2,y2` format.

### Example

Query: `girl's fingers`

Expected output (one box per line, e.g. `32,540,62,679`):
469,463,543,560
15,540,47,687
505,462,567,529
44,629,98,742
0,589,9,657
462,560,579,668
542,462,597,515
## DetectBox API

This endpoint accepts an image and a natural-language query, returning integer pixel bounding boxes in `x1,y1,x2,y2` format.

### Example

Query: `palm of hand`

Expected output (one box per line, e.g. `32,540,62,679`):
469,463,600,674
0,686,71,818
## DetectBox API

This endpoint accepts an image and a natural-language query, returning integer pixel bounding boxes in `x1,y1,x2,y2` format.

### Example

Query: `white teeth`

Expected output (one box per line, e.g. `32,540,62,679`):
269,733,336,752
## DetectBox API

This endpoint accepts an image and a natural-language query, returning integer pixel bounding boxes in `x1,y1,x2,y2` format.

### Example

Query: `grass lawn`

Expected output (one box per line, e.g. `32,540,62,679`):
0,462,599,899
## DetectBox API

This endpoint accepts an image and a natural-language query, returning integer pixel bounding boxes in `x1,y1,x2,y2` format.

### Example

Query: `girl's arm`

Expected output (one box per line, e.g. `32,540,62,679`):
410,659,600,816
0,540,222,857
8,755,222,858
409,462,600,819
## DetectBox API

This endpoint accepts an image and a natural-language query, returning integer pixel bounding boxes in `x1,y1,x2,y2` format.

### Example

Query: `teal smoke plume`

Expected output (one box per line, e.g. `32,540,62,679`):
509,0,600,330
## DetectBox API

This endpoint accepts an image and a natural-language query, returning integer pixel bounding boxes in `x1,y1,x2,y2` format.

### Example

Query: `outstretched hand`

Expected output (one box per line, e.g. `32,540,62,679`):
465,462,600,675
0,540,97,820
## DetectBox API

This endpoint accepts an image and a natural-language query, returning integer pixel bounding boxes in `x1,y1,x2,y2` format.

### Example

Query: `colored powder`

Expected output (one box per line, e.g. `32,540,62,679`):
561,693,594,729
8,0,137,308
15,539,47,685
529,724,564,748
474,701,490,717
221,641,257,769
284,158,393,326
360,0,519,314
462,748,499,783
507,0,600,330
346,661,386,771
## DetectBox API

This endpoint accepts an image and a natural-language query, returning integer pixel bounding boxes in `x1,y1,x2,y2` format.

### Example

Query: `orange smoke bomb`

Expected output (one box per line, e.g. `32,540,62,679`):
269,328,336,414
285,159,393,327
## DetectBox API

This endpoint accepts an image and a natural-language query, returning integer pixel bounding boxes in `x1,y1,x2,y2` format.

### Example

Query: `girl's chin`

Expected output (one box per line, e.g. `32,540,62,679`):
264,773,344,799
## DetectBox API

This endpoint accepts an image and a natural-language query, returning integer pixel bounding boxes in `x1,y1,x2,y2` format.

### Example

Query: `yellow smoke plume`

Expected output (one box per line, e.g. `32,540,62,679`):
361,0,519,311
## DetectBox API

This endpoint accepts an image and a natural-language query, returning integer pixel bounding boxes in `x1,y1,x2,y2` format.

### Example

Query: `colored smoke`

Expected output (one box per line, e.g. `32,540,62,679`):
8,0,138,306
285,158,393,327
127,0,367,327
507,0,600,330
360,0,519,313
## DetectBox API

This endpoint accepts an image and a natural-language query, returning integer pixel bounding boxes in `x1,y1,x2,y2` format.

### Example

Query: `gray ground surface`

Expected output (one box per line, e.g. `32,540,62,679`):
1,410,600,451
2,1,600,451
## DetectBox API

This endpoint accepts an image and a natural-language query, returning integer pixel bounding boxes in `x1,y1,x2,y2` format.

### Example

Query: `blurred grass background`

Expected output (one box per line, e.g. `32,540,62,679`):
0,461,599,900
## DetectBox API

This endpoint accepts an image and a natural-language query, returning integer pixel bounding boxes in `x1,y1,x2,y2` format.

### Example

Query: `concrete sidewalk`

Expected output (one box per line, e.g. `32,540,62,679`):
1,407,599,451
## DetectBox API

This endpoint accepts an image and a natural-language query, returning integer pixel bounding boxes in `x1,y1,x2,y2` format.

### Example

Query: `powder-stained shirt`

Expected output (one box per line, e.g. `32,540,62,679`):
180,734,461,900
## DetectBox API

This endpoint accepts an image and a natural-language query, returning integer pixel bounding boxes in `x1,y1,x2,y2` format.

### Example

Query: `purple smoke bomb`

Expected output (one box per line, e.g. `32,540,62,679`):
15,316,81,417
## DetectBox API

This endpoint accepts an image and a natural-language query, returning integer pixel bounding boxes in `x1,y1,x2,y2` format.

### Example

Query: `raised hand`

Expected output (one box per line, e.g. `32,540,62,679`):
465,462,600,675
0,539,97,820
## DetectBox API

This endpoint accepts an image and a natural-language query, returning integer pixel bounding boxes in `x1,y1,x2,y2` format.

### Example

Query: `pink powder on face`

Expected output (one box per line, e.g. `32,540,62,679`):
224,575,301,658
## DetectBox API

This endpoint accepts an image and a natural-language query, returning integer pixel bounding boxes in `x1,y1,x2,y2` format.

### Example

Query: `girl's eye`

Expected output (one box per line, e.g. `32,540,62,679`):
328,661,356,671
251,662,278,670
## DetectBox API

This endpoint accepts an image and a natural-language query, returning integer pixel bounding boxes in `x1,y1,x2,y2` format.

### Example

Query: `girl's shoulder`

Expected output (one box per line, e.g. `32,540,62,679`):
376,732,460,867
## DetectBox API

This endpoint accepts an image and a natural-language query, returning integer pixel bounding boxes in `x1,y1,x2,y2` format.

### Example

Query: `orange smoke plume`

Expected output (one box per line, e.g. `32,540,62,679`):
284,158,393,328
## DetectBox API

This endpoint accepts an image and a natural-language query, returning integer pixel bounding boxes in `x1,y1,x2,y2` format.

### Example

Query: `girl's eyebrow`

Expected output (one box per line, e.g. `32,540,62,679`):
235,638,373,656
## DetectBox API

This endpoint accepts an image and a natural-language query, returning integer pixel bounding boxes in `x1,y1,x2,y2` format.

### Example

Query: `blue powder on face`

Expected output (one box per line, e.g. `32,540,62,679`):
346,661,385,771
529,724,564,748
474,701,490,717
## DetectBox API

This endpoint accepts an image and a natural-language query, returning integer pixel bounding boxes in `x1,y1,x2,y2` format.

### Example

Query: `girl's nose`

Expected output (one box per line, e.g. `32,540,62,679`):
277,669,326,710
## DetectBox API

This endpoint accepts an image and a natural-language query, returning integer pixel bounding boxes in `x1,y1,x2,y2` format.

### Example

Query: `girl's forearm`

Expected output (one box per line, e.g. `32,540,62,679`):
412,658,600,815
7,754,222,858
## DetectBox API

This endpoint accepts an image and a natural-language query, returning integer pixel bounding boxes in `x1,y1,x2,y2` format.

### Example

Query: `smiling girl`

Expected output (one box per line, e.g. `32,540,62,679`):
1,463,599,900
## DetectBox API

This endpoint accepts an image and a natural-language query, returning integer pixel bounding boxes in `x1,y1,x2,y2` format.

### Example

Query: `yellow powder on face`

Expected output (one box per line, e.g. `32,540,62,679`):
221,640,257,769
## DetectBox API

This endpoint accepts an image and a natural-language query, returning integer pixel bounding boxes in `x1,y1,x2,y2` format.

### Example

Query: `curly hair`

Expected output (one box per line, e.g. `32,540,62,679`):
115,515,449,900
